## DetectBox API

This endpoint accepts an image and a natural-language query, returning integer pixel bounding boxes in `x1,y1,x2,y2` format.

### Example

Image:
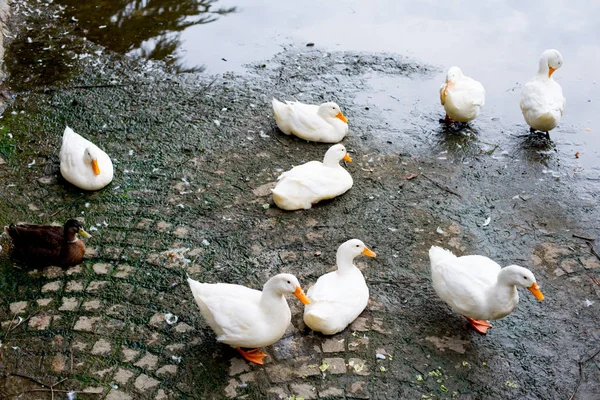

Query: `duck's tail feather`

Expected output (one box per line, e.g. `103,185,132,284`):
428,246,455,266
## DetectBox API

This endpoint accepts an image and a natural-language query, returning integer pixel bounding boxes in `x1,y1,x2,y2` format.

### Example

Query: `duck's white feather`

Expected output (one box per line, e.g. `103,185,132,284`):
304,269,368,335
440,70,485,122
429,246,543,321
272,145,352,210
520,79,565,132
272,98,348,143
188,278,291,348
60,126,113,191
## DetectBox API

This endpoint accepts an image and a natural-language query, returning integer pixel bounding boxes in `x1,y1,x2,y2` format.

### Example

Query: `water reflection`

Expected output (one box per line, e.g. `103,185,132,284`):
58,0,237,73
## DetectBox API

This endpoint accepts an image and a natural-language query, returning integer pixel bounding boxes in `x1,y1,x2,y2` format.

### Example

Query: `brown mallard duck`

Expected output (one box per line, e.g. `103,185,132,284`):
4,219,91,267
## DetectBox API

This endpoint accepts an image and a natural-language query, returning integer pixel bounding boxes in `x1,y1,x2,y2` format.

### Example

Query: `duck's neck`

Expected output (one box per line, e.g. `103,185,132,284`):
64,230,78,244
336,249,358,274
489,270,520,317
537,57,551,80
259,283,288,311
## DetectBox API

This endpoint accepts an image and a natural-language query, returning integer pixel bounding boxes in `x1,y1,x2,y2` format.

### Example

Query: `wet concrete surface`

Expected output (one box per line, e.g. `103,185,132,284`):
1,1,600,399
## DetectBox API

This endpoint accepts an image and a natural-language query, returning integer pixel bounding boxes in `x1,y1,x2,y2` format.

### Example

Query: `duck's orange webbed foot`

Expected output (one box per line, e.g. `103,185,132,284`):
464,316,492,334
236,348,267,365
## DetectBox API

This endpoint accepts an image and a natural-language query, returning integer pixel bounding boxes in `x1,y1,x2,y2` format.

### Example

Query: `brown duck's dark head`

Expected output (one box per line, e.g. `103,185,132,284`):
64,219,92,239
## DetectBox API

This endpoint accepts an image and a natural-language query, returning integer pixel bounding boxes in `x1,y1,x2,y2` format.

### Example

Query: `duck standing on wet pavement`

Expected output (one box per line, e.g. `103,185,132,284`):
429,246,544,334
440,66,485,124
520,49,566,138
187,273,310,364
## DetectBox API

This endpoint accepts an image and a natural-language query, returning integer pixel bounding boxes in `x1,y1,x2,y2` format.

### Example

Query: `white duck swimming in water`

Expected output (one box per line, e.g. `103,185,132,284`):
520,49,566,137
272,98,349,143
303,239,376,335
60,126,113,190
440,66,485,123
187,273,309,364
429,246,544,334
271,144,353,210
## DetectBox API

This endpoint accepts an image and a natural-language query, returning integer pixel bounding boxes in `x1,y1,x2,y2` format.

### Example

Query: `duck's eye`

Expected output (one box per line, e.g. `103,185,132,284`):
356,245,360,248
523,276,528,280
286,280,290,284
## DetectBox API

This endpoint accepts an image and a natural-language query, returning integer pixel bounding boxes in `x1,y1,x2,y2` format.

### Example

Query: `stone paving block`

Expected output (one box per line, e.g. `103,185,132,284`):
322,337,345,353
114,264,134,278
41,280,62,292
323,357,347,375
134,373,160,392
267,387,288,400
134,352,159,370
294,358,321,378
73,316,100,332
239,371,255,383
66,265,83,275
29,314,52,330
266,364,294,383
36,298,53,307
224,378,238,398
149,312,167,328
229,357,250,376
371,317,388,334
93,263,112,274
156,364,178,376
582,257,600,269
43,266,63,278
122,346,141,362
113,367,136,385
106,389,132,400
59,297,79,311
86,280,109,293
348,337,369,352
350,316,370,332
91,338,113,355
346,379,370,399
290,383,317,399
319,386,345,398
9,301,27,314
348,358,370,376
65,280,84,292
51,354,66,372
174,322,194,333
82,299,102,310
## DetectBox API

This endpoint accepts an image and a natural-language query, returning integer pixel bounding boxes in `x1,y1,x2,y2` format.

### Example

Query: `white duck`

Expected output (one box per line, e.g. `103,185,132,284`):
439,66,485,123
272,98,349,143
429,246,544,334
303,239,376,335
520,49,566,136
271,144,353,211
60,126,114,191
187,273,309,364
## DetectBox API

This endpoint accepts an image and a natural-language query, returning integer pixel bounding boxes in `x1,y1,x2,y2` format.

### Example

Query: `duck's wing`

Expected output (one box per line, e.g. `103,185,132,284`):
434,258,487,312
454,255,501,286
286,102,326,135
307,271,365,307
464,77,485,106
7,225,63,250
279,166,350,198
192,283,263,341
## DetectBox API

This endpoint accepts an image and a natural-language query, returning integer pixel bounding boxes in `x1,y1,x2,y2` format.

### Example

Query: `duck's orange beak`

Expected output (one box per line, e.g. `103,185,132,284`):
336,111,348,123
294,286,310,305
362,246,376,258
548,67,556,78
343,153,353,162
91,159,101,175
528,282,544,301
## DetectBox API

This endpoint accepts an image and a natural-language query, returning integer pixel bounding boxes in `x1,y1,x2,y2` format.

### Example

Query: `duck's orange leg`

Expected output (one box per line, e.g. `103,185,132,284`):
464,316,492,334
236,348,266,365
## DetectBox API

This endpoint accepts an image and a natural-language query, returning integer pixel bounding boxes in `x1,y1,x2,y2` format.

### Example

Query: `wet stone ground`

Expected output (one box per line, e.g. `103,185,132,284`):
1,3,600,400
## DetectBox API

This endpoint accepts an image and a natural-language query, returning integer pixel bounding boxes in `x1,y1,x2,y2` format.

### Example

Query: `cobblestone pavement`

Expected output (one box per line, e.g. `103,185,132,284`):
1,2,600,399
